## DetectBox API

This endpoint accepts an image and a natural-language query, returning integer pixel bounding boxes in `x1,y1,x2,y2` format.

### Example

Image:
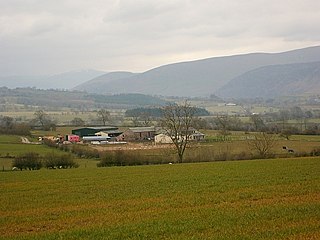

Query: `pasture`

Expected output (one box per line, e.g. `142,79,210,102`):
0,134,88,171
1,157,320,239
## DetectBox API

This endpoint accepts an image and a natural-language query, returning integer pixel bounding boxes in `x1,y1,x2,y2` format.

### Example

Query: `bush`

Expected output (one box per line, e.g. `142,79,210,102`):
12,152,42,170
0,123,31,136
43,138,58,148
71,145,100,158
44,153,79,169
311,147,320,156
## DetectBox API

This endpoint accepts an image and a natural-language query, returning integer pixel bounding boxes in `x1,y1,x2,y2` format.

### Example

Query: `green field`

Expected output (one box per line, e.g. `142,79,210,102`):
1,157,319,239
0,134,84,170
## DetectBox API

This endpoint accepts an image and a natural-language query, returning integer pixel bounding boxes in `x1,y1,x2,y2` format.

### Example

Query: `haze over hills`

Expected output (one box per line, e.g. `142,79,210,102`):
216,61,320,99
0,69,106,90
74,71,138,93
1,46,320,99
75,46,320,98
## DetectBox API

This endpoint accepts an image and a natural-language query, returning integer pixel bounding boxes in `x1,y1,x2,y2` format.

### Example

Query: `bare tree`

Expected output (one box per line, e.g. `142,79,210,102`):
215,115,231,141
71,117,85,126
33,110,56,130
161,101,196,163
250,114,265,132
130,112,152,127
97,109,111,126
279,109,290,130
34,110,48,128
1,116,14,129
247,132,276,158
141,112,152,127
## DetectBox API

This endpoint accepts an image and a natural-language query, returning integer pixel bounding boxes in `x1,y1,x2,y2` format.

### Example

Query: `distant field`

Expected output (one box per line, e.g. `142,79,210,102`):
0,134,78,170
0,110,125,125
1,158,319,239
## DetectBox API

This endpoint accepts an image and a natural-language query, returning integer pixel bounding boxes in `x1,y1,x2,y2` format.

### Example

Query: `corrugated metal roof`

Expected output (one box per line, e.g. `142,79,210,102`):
128,127,156,133
73,126,118,131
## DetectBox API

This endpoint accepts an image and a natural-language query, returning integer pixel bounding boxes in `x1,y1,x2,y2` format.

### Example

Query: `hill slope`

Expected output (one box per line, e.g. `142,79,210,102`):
77,46,320,97
0,87,167,109
216,61,320,99
74,71,137,93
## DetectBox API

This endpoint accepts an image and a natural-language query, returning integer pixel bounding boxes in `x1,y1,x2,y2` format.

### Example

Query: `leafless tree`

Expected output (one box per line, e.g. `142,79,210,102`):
141,112,152,126
279,109,290,130
161,101,196,163
215,115,231,141
250,114,265,132
33,110,56,130
97,109,110,126
1,116,14,129
130,112,152,127
71,117,85,126
247,132,276,158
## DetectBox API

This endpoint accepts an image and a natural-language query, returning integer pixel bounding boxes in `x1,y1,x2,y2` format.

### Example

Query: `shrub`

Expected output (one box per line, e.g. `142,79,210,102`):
44,153,79,169
44,153,58,169
12,152,42,170
311,147,320,156
43,138,58,148
71,145,100,158
57,154,79,169
0,121,31,136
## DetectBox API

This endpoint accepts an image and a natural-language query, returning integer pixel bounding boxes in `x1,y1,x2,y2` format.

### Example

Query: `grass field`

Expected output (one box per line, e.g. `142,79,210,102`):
0,134,83,170
1,157,319,240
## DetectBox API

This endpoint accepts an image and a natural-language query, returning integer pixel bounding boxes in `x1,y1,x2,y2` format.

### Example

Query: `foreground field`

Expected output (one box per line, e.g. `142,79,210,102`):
1,158,319,239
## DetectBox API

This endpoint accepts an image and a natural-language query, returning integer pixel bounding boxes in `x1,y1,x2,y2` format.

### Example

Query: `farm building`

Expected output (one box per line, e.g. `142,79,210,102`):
71,126,120,137
190,130,205,141
154,133,172,144
154,129,205,144
116,127,156,142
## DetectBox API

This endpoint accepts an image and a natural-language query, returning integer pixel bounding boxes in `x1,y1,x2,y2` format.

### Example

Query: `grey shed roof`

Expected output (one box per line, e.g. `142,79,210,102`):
128,127,156,133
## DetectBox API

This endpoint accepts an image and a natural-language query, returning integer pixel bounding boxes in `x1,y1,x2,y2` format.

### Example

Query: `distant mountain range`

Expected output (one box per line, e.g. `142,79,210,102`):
0,69,106,90
74,46,320,98
74,71,138,93
2,46,320,99
216,61,320,99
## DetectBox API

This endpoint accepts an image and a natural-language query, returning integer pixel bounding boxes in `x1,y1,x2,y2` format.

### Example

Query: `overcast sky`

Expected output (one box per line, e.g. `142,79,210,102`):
0,0,319,76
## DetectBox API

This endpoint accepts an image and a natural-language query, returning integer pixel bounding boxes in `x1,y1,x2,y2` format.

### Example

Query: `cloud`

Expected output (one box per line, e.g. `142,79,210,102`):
0,0,319,76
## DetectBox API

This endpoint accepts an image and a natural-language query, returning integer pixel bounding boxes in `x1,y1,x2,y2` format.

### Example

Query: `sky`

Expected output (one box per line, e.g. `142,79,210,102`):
0,0,319,76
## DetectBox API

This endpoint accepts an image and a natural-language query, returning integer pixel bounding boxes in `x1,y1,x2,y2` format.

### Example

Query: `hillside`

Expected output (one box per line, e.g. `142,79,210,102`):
74,71,137,93
76,46,320,97
216,61,320,99
0,88,167,110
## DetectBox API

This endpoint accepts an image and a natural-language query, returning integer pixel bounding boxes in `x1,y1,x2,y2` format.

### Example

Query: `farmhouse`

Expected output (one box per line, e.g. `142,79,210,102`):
71,126,120,137
116,127,156,142
190,130,205,141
